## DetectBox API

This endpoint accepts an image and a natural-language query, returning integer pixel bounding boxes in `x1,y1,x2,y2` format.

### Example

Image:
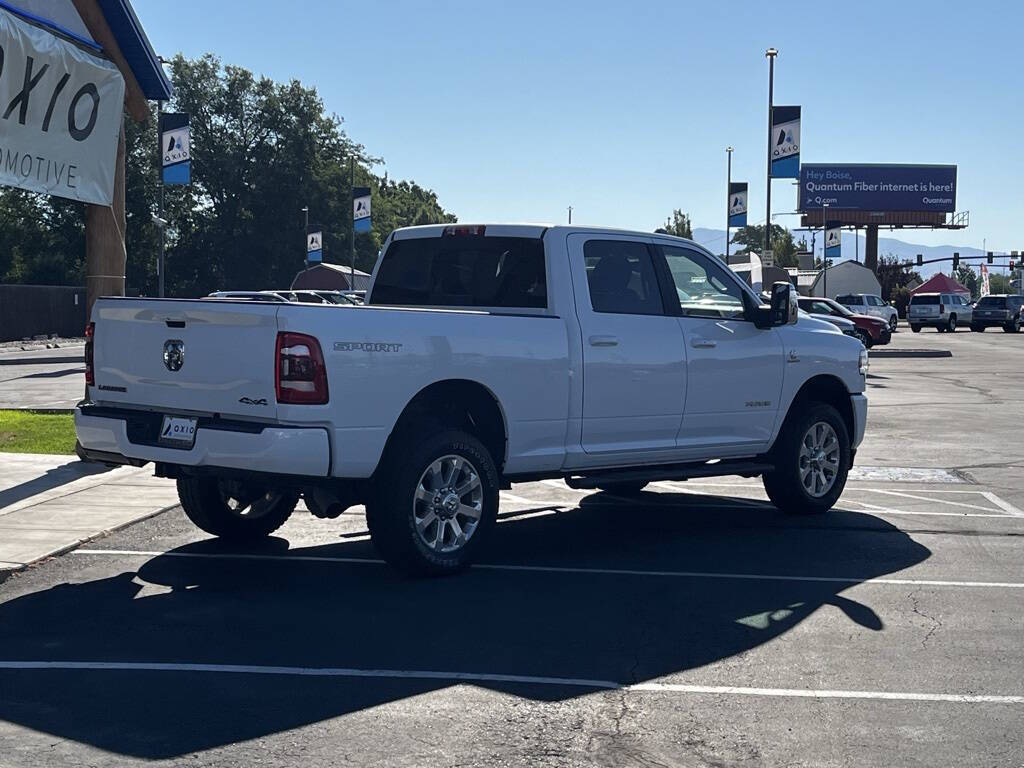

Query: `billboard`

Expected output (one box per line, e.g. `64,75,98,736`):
799,164,957,213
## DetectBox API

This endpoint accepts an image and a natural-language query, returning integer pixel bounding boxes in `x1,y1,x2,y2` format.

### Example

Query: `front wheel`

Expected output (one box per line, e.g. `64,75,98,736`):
889,315,898,332
1005,318,1021,333
854,329,872,348
947,315,957,332
367,429,499,575
763,403,850,515
177,477,298,541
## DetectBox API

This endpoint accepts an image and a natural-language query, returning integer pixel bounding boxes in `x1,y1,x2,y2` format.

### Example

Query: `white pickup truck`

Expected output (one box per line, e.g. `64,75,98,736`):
76,224,868,574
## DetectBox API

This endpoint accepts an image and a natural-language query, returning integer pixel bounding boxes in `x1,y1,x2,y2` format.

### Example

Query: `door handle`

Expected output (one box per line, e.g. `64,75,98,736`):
690,338,717,348
588,335,619,347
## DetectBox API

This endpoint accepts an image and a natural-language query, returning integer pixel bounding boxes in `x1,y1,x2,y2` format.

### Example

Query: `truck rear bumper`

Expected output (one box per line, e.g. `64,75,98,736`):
74,406,330,477
851,394,868,450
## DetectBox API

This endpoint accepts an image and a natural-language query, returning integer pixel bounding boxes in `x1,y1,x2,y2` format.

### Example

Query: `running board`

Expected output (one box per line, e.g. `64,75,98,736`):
565,460,774,489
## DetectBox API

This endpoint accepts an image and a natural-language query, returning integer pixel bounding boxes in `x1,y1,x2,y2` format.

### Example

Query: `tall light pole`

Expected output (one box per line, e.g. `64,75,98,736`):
764,48,778,260
725,146,733,261
822,202,829,299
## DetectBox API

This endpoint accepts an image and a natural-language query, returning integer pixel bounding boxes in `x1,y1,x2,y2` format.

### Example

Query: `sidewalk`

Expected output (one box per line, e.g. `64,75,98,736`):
0,453,178,579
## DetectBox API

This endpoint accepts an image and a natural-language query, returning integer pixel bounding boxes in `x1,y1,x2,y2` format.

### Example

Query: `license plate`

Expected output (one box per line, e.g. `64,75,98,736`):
159,415,198,447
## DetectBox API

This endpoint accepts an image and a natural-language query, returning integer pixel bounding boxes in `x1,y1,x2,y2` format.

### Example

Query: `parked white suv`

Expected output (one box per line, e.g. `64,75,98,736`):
835,294,898,332
76,224,868,574
908,292,973,333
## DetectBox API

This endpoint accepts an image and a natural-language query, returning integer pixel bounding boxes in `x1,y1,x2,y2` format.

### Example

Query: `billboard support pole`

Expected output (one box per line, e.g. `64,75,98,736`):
764,48,777,258
157,99,165,298
350,157,356,291
725,147,733,261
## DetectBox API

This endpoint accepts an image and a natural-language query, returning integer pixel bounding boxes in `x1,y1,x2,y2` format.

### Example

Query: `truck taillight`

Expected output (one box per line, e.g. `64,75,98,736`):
275,332,328,404
84,322,95,386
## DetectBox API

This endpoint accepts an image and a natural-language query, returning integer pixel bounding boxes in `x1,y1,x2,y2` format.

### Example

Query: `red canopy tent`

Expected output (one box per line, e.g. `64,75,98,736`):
910,273,971,296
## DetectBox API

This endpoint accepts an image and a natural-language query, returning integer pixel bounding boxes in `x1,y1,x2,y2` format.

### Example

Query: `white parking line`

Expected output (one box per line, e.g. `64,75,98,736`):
0,660,1020,705
73,549,1024,589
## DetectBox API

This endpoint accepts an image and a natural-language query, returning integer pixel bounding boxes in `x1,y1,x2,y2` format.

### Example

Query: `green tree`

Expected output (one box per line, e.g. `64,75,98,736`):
0,53,456,296
954,263,979,298
655,210,693,239
877,253,922,302
989,273,1013,294
730,224,798,268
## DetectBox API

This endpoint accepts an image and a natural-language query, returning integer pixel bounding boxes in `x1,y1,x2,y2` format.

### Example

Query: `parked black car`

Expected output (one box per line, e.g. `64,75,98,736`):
970,295,1023,333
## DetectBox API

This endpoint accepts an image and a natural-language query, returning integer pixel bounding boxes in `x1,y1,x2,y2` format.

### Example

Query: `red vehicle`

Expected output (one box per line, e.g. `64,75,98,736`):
798,297,892,347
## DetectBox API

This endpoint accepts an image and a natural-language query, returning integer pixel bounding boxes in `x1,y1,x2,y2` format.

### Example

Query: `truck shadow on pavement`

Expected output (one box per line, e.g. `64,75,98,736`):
0,494,930,759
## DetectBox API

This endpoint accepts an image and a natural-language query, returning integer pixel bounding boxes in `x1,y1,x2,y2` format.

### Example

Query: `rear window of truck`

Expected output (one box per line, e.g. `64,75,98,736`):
836,295,862,305
370,236,547,309
976,296,1006,308
910,295,939,305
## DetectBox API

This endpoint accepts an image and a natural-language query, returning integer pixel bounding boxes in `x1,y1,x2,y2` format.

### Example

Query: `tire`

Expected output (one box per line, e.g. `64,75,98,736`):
854,329,872,348
1004,318,1021,333
888,315,898,332
947,315,957,332
910,324,921,333
596,481,649,495
937,325,945,333
763,402,850,515
177,477,298,541
366,428,499,576
971,325,984,332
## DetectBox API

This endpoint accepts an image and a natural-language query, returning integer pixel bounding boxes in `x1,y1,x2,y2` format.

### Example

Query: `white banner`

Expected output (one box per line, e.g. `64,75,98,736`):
0,9,126,205
980,263,990,297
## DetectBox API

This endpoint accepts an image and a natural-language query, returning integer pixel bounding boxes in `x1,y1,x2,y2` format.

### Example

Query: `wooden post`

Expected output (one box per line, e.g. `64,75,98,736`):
85,116,126,316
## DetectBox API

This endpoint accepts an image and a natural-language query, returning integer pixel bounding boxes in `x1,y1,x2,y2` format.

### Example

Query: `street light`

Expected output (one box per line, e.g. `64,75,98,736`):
725,147,733,261
764,48,778,259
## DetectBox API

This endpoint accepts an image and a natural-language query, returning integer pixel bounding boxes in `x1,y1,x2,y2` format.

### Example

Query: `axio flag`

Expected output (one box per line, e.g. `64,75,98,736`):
353,186,371,233
728,182,748,227
306,230,323,263
0,8,126,205
824,221,841,260
770,105,801,179
160,112,190,185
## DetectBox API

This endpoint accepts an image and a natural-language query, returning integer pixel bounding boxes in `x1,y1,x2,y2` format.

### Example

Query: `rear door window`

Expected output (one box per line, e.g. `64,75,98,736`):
371,235,547,309
584,240,665,315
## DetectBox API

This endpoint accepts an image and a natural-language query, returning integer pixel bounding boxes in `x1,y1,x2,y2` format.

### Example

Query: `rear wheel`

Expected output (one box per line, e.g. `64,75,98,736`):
763,402,850,515
947,315,957,332
910,324,921,333
177,477,298,541
367,429,499,575
1004,317,1021,333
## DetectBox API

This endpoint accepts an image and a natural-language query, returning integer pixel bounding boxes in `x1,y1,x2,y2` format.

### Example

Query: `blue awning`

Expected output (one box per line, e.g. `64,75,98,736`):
96,0,173,101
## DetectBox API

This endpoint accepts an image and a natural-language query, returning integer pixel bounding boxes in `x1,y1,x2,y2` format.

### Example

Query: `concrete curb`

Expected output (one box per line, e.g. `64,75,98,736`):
869,349,953,358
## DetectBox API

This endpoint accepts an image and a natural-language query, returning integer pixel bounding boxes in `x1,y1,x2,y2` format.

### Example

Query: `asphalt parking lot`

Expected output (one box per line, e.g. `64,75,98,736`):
1,325,1023,767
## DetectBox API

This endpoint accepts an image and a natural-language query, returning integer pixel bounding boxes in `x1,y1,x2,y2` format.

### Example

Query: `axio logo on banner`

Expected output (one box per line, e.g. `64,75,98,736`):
825,222,841,260
306,230,323,263
770,105,801,179
0,9,126,205
728,182,748,227
353,186,371,233
159,112,190,185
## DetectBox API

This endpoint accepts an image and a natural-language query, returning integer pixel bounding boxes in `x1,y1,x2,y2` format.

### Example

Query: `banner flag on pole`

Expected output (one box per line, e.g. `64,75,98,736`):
980,263,990,297
306,229,323,263
728,182,748,227
825,221,841,260
160,113,191,185
353,186,372,233
770,105,801,179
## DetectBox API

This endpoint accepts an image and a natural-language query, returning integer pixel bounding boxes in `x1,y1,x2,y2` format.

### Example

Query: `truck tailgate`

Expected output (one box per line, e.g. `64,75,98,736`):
91,300,280,419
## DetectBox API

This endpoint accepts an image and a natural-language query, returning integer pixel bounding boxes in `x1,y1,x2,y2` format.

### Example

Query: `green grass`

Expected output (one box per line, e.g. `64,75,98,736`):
0,410,77,454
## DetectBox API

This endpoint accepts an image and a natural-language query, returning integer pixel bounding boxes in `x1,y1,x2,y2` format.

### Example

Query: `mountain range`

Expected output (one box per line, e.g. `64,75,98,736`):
691,228,989,277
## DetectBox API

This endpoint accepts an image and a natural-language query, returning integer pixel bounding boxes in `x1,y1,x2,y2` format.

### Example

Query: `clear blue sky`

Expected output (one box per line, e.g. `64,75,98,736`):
135,0,1021,253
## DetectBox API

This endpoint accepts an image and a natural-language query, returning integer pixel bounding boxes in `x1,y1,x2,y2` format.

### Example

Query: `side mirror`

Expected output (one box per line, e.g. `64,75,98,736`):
769,281,798,326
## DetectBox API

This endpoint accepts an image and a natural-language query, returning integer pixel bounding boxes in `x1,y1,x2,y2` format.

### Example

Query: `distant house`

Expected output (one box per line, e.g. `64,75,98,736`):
291,263,372,292
910,272,970,296
808,261,881,299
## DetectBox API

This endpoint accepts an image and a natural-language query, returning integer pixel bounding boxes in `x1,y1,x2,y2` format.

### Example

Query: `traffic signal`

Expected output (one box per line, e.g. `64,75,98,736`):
952,252,960,269
1011,260,1017,272
916,254,923,266
987,251,994,264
